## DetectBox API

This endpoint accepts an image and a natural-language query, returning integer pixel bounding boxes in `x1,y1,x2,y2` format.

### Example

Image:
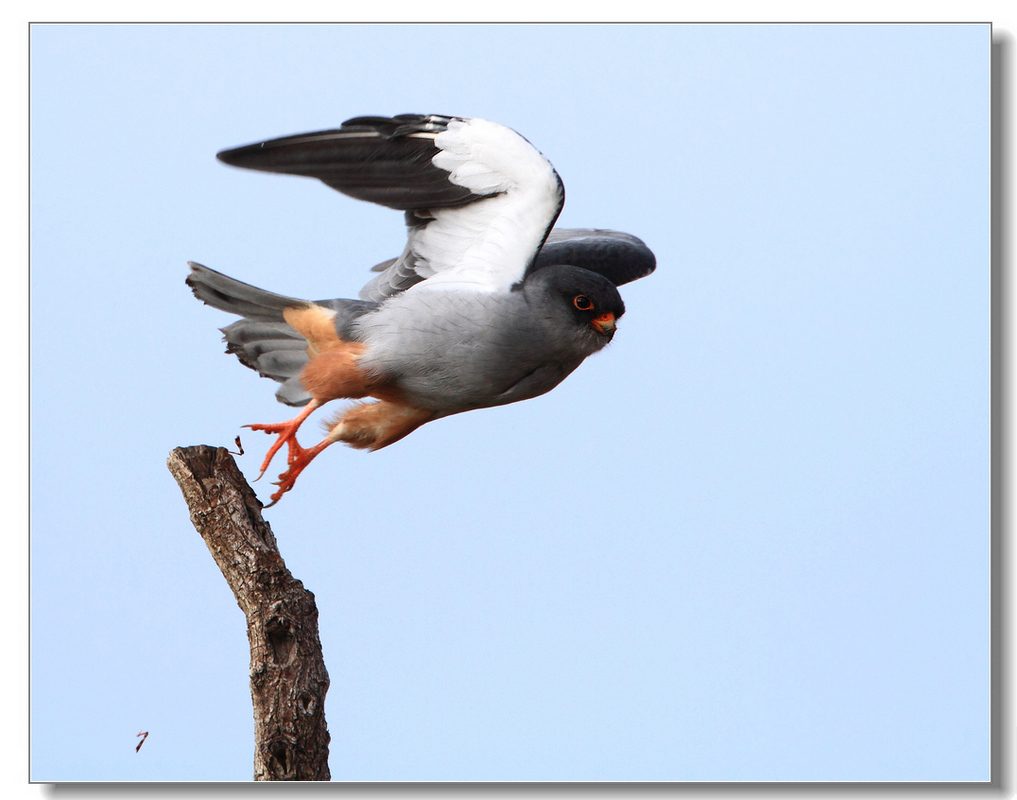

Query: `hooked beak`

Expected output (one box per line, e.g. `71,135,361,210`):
590,312,617,336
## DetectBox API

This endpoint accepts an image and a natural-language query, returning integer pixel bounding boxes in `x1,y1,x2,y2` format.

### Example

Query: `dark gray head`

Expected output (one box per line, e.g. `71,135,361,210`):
522,264,626,342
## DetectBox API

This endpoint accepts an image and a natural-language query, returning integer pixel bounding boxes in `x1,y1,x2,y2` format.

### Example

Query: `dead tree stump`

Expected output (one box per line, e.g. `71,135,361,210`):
167,445,331,781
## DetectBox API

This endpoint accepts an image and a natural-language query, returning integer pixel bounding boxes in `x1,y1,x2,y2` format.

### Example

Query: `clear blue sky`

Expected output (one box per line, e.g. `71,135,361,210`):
29,23,990,781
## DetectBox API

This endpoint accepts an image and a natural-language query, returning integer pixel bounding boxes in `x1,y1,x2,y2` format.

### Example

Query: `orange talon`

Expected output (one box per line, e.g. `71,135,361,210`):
244,399,320,480
263,438,333,507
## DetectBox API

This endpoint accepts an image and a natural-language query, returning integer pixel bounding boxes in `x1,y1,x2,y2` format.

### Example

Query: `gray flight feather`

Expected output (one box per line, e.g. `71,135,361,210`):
531,229,657,286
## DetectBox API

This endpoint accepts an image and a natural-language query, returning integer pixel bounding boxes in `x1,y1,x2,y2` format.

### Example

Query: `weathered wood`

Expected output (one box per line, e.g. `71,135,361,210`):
167,445,331,781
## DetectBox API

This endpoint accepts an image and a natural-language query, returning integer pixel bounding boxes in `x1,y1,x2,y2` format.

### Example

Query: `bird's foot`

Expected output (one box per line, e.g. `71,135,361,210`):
245,419,304,479
244,400,320,480
263,438,332,507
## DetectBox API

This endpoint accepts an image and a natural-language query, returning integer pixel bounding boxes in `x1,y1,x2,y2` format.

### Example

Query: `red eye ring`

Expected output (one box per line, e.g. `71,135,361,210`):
573,294,593,311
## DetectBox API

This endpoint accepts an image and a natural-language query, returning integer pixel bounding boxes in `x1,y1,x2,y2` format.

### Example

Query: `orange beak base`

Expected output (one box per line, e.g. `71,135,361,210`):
591,312,617,336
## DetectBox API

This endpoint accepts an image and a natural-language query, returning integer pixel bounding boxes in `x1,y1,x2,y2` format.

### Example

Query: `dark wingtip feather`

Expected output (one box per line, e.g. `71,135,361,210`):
212,115,485,211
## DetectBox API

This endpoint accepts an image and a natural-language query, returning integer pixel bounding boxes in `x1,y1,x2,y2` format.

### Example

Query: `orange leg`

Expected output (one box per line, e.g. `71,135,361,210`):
325,400,436,451
248,400,436,507
245,398,320,480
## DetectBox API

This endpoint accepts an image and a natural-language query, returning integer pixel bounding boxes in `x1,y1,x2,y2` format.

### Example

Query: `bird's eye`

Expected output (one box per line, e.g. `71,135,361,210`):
573,294,593,311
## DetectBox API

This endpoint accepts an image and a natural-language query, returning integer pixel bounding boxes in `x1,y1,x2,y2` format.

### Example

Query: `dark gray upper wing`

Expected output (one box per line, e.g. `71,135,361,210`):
527,228,656,287
216,114,497,211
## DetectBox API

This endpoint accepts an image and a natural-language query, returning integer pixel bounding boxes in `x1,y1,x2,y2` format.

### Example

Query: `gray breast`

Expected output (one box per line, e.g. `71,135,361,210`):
352,288,595,412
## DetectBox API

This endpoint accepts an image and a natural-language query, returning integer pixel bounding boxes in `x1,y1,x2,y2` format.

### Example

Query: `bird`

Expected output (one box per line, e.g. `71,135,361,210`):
187,113,656,506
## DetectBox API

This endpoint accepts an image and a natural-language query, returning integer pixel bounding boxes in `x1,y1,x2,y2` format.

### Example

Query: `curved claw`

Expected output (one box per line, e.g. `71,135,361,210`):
263,438,332,506
244,400,320,480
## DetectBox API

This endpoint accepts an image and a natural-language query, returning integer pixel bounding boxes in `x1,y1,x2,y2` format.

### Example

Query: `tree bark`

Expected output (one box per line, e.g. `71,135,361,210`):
167,445,331,781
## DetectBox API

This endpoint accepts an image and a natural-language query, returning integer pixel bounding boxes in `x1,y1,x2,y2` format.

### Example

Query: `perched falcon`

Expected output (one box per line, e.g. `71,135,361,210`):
188,114,655,505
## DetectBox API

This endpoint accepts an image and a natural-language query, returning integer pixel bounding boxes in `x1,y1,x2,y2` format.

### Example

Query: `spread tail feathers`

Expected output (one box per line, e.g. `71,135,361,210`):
188,262,313,406
187,262,379,407
187,261,304,321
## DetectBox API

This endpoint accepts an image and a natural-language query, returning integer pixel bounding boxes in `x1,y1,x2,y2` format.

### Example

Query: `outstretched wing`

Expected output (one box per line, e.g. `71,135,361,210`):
529,229,657,287
216,114,565,298
363,227,657,298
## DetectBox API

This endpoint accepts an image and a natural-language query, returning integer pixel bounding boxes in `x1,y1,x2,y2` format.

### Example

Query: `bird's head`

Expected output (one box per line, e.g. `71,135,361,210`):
524,264,626,346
